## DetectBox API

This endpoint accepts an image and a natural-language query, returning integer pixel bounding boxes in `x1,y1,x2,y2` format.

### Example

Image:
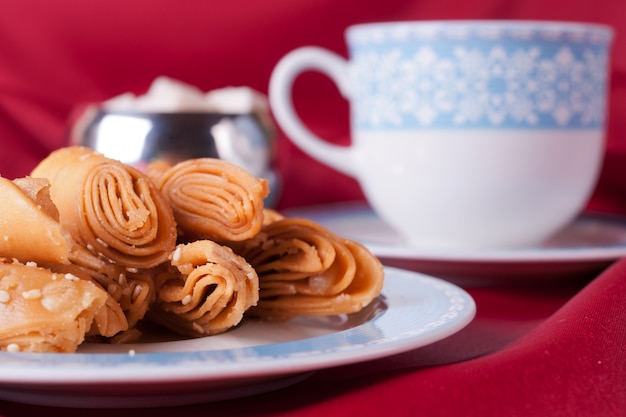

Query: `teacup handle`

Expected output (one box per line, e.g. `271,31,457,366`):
269,47,356,177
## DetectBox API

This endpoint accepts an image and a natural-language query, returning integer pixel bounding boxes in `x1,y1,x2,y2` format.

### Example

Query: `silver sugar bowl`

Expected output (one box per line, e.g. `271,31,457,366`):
69,107,281,207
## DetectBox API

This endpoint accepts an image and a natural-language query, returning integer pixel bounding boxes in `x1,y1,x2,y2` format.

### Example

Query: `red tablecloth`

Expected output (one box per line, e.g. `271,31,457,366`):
1,1,626,416
0,264,623,416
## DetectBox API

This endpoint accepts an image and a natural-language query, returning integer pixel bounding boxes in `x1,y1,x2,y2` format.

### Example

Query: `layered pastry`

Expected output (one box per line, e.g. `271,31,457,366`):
150,240,259,337
0,259,111,353
0,176,72,265
0,145,386,351
31,146,177,270
0,175,129,340
47,246,151,333
229,217,384,320
147,158,269,242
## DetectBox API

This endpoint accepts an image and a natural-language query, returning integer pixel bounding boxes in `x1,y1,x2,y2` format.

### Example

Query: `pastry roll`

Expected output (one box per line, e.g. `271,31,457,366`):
31,146,177,269
62,246,155,330
45,259,129,338
0,176,72,265
150,240,259,337
0,259,110,353
147,158,269,242
230,218,384,320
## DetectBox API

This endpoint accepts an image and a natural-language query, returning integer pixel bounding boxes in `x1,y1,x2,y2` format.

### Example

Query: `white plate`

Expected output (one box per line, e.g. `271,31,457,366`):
0,267,475,409
285,202,626,283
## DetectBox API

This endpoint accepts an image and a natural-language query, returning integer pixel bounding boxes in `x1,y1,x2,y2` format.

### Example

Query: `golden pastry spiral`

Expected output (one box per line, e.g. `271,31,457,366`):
150,240,259,336
147,158,269,242
31,146,177,269
230,217,384,320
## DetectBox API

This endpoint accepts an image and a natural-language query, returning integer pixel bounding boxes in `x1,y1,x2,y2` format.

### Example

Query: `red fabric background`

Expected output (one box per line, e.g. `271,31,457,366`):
1,1,625,416
1,0,625,211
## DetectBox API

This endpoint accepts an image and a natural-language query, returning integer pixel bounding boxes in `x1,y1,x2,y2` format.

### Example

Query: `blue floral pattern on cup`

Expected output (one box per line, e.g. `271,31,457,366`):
347,23,613,130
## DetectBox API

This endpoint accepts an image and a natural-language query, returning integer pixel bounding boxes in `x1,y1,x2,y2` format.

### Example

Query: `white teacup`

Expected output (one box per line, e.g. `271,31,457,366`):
269,21,614,249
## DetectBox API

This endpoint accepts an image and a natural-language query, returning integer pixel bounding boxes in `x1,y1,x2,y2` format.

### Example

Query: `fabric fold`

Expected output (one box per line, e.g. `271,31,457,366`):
149,240,259,337
147,158,269,242
31,146,177,269
229,217,384,320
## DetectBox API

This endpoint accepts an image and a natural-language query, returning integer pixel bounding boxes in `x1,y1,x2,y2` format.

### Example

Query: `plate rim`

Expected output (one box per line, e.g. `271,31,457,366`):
0,267,476,386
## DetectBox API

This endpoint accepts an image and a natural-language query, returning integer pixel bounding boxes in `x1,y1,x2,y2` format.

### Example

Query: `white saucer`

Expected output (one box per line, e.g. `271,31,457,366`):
0,267,474,409
285,202,626,283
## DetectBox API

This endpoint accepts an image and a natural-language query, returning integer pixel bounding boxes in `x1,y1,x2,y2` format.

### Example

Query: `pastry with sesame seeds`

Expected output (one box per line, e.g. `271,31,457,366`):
149,240,259,337
0,258,110,353
31,146,177,270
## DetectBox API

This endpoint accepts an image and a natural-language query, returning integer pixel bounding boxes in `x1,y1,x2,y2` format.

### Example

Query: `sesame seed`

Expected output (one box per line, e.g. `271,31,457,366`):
25,261,37,268
192,322,204,334
64,273,80,281
96,238,109,248
6,343,20,352
22,289,42,300
131,284,143,301
0,290,10,303
172,247,182,263
181,295,192,305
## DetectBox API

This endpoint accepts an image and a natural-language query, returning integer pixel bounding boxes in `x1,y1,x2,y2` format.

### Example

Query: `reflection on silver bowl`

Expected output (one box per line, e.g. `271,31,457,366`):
69,108,281,207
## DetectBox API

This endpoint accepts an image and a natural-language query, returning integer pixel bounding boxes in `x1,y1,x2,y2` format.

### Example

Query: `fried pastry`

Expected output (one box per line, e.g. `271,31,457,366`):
146,158,269,242
62,246,154,330
0,176,72,265
230,217,384,320
0,259,110,353
31,146,177,269
149,240,259,337
44,259,129,338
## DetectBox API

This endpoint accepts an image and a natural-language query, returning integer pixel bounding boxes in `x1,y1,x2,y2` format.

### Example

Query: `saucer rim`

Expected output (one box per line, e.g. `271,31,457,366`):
283,201,626,264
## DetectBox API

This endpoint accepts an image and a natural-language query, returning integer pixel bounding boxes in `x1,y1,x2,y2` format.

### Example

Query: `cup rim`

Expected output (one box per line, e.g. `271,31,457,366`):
346,19,614,38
